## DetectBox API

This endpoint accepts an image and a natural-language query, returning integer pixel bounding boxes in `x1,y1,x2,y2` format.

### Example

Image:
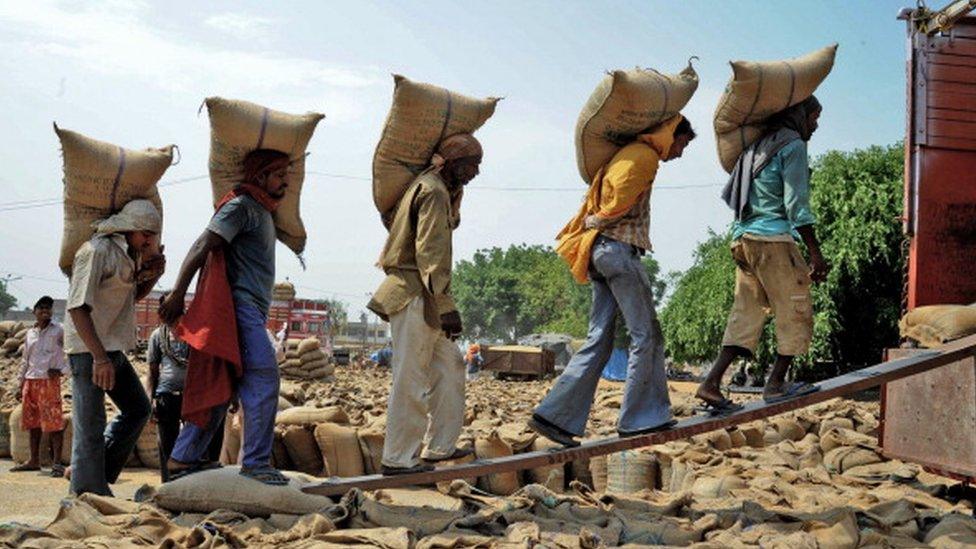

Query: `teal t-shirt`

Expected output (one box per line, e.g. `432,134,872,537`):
731,139,816,240
207,195,276,316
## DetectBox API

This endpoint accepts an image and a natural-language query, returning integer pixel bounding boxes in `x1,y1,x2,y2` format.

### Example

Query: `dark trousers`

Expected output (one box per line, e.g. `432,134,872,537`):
69,352,151,496
155,391,224,481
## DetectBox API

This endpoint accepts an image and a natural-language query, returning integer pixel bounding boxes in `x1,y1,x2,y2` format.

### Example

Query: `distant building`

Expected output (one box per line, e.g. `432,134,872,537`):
336,320,390,347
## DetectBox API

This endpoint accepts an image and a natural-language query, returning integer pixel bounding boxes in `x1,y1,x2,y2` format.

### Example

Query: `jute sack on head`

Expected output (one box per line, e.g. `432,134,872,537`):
56,125,172,274
373,75,499,219
714,44,837,173
206,97,325,254
155,465,332,516
575,61,699,183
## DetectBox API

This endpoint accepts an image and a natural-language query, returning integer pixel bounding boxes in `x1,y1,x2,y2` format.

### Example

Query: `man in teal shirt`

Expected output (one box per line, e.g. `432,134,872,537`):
698,96,829,411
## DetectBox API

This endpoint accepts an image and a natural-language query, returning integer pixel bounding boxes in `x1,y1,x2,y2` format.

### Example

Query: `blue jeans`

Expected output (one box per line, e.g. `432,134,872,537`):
534,235,671,435
171,301,279,469
69,351,151,496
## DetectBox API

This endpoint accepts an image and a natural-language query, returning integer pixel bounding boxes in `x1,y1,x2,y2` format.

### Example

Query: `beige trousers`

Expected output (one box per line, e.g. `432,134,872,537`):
382,296,465,468
722,237,814,356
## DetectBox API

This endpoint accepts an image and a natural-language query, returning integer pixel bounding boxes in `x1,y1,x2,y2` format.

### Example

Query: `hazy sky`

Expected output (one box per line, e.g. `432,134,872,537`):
0,0,911,317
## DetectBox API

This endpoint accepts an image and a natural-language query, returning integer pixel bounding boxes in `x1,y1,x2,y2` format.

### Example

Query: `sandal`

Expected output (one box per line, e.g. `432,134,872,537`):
764,382,820,404
51,463,66,478
10,463,40,472
239,466,289,486
423,447,475,463
695,398,745,417
618,419,678,437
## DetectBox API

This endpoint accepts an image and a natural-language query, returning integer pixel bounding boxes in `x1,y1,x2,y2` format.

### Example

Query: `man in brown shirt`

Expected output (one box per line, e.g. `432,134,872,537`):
368,133,481,475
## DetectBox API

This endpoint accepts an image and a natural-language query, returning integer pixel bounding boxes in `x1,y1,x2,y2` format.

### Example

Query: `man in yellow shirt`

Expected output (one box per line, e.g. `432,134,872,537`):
530,116,696,447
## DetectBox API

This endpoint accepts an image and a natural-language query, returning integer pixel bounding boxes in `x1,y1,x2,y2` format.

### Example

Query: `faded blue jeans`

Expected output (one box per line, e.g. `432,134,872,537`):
534,235,671,435
69,351,151,496
171,301,279,469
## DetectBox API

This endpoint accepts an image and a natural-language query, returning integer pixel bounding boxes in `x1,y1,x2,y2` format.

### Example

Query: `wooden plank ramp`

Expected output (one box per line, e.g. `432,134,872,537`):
303,334,976,497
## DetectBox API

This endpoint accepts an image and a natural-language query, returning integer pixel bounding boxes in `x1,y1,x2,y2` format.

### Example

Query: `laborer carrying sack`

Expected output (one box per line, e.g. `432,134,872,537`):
159,147,305,486
530,62,699,448
368,133,487,475
696,45,837,414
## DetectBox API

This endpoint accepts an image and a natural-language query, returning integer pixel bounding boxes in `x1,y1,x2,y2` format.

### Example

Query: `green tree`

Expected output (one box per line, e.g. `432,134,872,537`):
324,298,348,333
453,244,665,343
660,143,905,378
0,280,16,318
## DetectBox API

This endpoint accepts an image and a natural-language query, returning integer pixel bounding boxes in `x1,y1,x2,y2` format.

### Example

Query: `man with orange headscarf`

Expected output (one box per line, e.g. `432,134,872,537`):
530,116,696,447
368,133,481,475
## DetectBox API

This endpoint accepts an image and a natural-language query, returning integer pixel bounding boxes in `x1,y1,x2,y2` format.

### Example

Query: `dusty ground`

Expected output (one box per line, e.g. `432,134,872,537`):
0,460,160,528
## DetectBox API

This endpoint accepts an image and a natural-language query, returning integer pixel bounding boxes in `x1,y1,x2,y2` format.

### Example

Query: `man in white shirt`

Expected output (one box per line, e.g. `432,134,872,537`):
12,296,69,476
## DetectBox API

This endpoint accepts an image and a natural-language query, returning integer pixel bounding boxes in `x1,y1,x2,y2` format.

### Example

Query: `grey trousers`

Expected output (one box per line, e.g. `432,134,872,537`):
534,235,671,436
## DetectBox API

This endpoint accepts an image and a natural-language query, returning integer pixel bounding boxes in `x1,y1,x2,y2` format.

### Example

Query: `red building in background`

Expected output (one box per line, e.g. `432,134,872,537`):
135,290,334,351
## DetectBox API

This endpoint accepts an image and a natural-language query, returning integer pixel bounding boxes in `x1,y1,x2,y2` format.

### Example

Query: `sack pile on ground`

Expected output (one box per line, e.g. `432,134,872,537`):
273,281,297,302
900,303,976,348
0,321,29,357
279,337,334,379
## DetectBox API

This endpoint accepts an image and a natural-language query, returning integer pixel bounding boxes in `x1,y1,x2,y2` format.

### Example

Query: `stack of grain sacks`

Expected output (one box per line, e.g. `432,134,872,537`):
0,321,28,357
279,337,334,380
273,281,296,302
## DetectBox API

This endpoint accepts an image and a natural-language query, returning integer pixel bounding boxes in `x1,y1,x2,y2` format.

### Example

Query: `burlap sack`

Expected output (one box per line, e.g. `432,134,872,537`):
372,75,499,218
899,304,976,348
56,124,172,274
300,349,327,364
774,418,806,442
277,396,293,411
357,420,386,475
740,425,765,448
607,450,657,493
154,466,332,516
824,445,882,473
714,44,837,173
9,406,69,465
0,407,11,458
575,61,699,183
276,406,349,426
297,337,321,355
818,417,854,437
588,455,608,492
728,428,747,449
205,97,324,254
306,366,335,379
271,429,292,470
691,474,746,499
283,425,324,475
273,281,296,301
219,412,242,465
527,438,565,493
350,489,466,538
314,422,365,477
474,431,520,495
136,420,160,469
1,338,18,352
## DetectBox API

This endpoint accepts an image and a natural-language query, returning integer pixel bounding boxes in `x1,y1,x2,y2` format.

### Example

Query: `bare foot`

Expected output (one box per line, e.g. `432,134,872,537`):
695,383,725,405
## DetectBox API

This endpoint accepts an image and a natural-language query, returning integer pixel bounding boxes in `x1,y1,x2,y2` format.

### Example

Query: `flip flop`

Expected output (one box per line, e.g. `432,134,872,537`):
51,463,66,478
764,382,820,404
694,398,745,417
239,466,289,486
618,419,678,437
10,463,40,472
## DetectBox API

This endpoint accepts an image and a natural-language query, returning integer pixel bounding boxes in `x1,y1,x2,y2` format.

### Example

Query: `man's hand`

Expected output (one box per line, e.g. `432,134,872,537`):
138,251,167,283
809,251,831,283
92,357,115,391
158,291,186,326
440,311,463,340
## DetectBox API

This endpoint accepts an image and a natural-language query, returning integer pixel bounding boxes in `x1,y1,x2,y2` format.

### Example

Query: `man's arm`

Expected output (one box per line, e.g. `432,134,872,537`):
16,336,29,400
782,141,829,283
414,185,461,338
158,230,225,325
69,306,115,390
145,332,161,397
